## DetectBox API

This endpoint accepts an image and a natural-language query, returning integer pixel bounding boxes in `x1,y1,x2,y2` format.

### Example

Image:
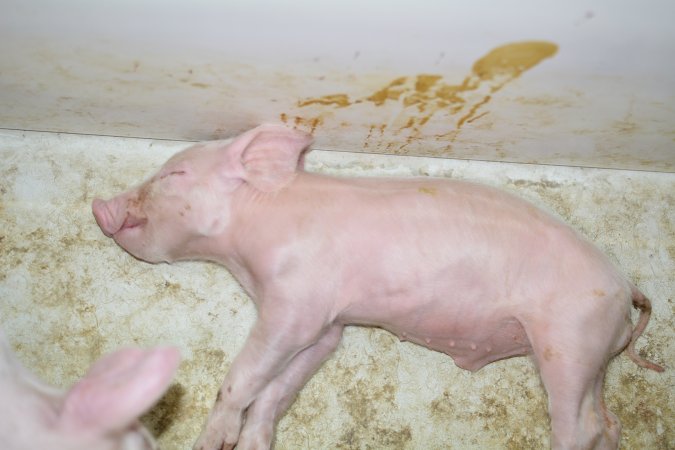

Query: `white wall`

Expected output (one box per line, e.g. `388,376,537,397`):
2,0,674,171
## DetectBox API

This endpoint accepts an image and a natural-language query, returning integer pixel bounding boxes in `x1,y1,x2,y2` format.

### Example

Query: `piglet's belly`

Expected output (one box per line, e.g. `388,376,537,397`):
386,317,532,372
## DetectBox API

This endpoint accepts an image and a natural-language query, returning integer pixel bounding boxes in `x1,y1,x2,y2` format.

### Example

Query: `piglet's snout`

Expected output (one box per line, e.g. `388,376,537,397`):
92,198,125,237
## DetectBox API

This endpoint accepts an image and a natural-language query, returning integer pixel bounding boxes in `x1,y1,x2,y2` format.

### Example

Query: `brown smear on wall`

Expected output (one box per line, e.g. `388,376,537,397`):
290,41,558,149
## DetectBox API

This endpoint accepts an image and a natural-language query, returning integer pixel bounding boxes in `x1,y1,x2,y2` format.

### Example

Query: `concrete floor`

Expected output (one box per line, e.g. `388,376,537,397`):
0,129,672,449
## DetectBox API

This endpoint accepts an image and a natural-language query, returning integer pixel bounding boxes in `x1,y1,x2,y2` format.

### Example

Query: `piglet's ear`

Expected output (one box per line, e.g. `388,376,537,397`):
59,347,180,434
237,125,313,192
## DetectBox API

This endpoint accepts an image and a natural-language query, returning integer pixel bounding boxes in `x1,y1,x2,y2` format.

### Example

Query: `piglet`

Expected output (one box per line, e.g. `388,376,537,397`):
92,125,664,450
0,330,179,450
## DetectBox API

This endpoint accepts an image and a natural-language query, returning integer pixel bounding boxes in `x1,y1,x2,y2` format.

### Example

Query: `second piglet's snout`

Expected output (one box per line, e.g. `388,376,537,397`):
92,124,664,450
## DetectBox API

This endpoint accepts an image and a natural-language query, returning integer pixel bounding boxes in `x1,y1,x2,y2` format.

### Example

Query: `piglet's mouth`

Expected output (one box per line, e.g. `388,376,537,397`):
118,213,147,234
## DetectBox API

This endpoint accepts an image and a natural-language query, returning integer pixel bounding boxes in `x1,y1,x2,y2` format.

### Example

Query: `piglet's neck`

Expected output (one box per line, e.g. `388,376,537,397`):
201,172,327,287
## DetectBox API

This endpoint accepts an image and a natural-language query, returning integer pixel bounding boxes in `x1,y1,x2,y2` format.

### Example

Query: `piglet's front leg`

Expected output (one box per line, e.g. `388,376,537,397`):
193,304,330,450
237,324,344,449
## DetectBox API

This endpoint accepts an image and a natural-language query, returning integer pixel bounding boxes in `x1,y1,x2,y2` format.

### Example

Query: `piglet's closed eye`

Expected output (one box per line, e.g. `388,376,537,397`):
159,170,187,180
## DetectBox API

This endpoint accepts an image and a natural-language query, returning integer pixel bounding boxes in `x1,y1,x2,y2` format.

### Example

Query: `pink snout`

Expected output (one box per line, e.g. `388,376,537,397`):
92,198,120,237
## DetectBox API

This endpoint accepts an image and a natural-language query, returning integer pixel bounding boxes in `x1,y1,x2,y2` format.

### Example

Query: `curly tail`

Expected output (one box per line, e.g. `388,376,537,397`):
627,284,665,372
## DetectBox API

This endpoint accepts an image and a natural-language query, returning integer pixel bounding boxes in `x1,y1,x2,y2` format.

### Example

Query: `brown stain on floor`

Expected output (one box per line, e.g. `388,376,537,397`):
428,360,550,449
142,383,186,438
607,370,673,449
294,41,558,144
280,114,324,135
334,374,413,449
297,93,351,108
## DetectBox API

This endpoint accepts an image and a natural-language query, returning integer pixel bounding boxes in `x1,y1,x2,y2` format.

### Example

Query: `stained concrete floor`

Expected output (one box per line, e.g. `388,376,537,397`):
0,129,672,449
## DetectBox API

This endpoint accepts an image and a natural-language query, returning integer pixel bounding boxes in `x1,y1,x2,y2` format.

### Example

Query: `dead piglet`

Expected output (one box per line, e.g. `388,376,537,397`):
92,125,663,450
0,330,179,450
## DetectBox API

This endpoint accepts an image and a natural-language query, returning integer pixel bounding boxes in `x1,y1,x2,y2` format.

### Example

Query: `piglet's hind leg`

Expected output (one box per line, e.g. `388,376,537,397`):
534,336,621,450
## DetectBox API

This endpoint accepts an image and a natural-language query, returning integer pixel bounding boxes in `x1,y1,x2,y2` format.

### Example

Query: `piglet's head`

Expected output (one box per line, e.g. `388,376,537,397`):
92,124,313,263
0,329,180,450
